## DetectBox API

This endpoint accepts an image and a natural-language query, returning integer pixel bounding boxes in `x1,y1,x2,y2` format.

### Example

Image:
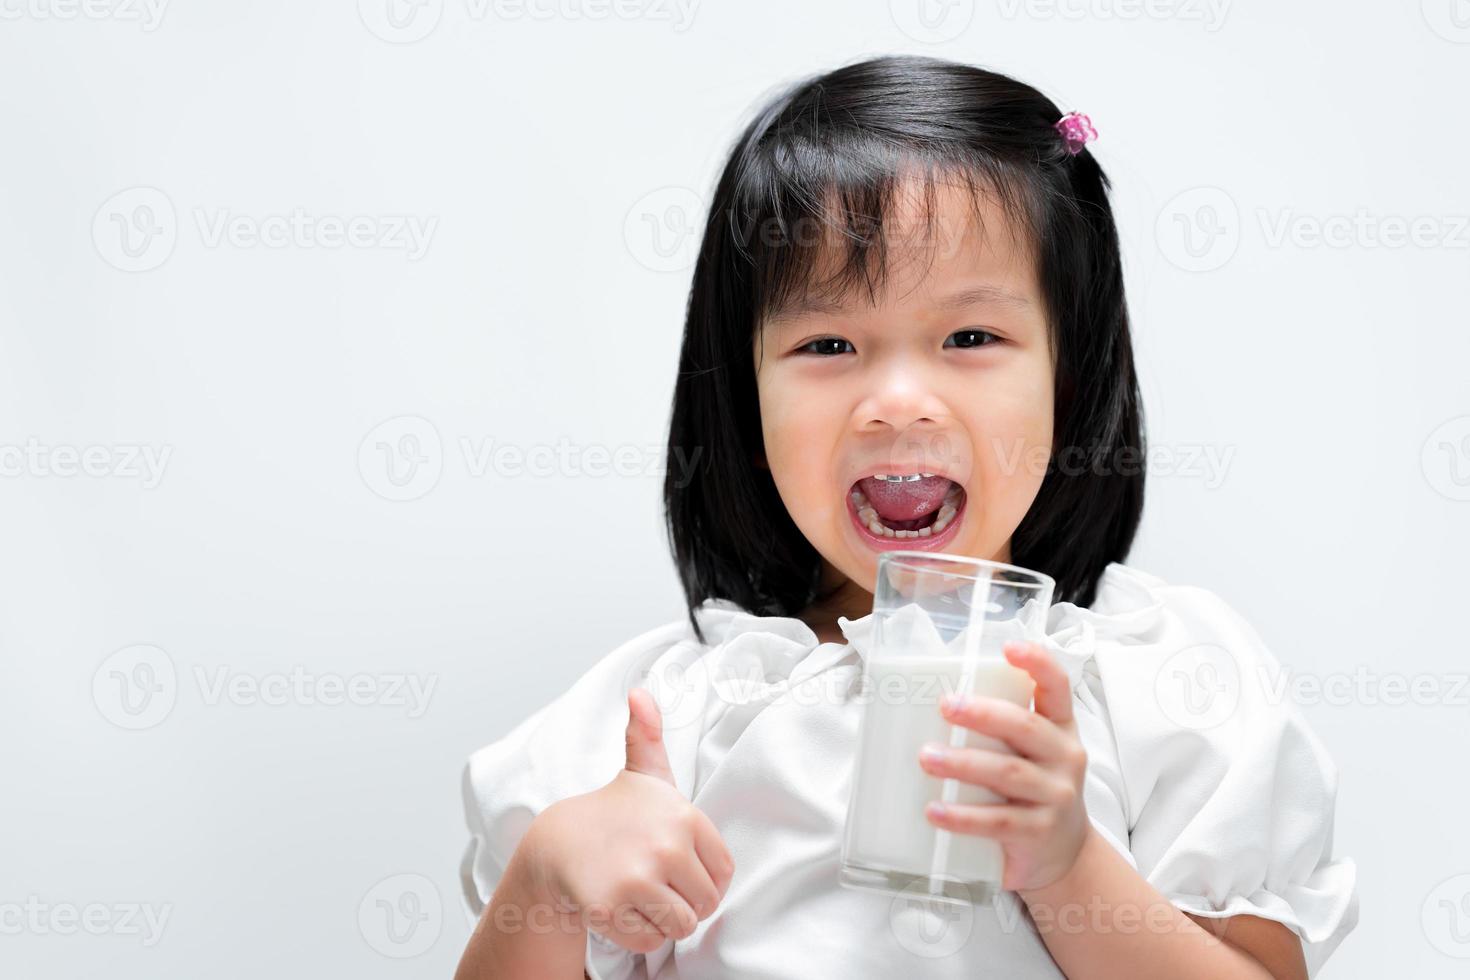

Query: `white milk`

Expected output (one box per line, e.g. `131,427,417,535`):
841,602,1037,902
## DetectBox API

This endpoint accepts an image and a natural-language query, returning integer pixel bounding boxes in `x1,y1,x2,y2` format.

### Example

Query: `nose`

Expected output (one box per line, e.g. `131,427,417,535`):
855,359,950,434
852,359,964,475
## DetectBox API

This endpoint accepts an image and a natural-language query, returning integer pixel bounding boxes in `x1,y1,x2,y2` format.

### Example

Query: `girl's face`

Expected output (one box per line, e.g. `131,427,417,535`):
752,179,1055,614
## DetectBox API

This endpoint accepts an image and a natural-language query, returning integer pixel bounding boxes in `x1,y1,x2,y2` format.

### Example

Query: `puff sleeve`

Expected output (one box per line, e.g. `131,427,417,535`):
1086,581,1359,976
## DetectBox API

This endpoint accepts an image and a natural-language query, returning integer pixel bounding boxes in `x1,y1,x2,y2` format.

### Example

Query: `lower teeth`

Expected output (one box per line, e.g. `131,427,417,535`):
849,485,962,539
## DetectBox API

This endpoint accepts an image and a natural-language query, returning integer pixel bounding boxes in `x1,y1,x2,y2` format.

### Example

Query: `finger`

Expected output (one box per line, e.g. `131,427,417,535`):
636,882,700,942
918,744,1073,805
924,800,1047,839
1003,640,1074,725
940,693,1071,763
689,809,736,902
665,849,723,923
625,687,678,786
586,898,666,953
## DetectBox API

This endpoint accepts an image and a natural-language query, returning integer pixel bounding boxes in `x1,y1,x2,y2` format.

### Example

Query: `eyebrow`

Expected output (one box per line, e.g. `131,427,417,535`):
766,283,1033,326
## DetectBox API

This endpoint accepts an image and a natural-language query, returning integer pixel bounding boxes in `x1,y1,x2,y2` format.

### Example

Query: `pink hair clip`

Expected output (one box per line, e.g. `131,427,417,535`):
1054,111,1098,155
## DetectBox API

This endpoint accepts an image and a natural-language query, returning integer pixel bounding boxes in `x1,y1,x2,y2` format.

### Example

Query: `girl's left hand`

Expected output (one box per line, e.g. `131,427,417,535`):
918,640,1090,894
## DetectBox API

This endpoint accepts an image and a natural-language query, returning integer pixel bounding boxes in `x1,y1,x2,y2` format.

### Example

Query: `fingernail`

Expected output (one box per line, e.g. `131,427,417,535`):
919,744,946,765
926,802,947,818
940,693,966,713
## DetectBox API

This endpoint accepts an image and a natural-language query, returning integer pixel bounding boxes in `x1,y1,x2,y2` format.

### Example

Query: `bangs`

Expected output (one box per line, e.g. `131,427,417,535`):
725,140,1042,334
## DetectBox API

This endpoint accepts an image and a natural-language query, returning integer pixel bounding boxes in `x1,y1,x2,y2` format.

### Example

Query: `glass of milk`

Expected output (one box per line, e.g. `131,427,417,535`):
838,551,1055,907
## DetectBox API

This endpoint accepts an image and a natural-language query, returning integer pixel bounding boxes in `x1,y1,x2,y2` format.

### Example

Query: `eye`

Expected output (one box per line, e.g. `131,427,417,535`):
795,337,854,356
945,329,1001,349
794,330,1001,356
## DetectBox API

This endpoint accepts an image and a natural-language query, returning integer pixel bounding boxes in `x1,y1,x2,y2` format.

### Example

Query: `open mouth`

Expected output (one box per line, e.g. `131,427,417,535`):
847,473,967,543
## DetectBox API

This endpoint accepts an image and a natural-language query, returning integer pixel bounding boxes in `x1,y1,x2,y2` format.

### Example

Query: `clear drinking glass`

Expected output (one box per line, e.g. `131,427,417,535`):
838,551,1056,907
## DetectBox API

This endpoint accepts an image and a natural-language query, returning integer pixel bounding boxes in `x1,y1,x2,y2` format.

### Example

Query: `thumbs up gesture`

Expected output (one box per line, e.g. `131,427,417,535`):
623,686,681,785
527,688,737,954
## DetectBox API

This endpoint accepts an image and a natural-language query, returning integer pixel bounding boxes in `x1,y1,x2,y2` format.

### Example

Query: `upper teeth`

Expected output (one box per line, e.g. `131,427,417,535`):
873,472,935,482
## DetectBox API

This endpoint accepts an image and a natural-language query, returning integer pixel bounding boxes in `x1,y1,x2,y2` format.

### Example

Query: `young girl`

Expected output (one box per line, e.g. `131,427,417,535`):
454,55,1358,979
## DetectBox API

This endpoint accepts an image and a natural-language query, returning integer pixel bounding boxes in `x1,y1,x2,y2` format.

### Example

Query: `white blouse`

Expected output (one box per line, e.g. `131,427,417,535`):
459,562,1358,978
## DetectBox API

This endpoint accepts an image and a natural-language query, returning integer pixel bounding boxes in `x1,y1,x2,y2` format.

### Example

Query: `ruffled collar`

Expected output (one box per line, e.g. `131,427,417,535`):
693,562,1168,690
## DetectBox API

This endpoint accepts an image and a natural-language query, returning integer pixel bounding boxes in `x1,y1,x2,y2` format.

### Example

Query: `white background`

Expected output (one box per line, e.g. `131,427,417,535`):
2,1,1467,976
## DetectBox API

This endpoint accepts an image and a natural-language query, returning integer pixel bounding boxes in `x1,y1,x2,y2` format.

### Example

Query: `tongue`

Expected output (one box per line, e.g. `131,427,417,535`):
857,476,954,522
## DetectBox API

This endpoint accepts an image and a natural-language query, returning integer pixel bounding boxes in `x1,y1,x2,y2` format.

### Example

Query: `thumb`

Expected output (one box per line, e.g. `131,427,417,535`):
624,687,677,786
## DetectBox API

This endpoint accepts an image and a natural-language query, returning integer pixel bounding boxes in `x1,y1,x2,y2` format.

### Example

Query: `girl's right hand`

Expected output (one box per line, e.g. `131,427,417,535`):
527,687,736,955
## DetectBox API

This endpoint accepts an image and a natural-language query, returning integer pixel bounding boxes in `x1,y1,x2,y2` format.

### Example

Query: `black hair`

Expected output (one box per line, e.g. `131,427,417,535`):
662,54,1145,645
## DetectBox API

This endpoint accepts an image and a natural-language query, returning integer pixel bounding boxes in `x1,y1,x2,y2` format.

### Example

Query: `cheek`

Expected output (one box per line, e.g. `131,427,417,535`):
757,378,840,513
968,369,1053,501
